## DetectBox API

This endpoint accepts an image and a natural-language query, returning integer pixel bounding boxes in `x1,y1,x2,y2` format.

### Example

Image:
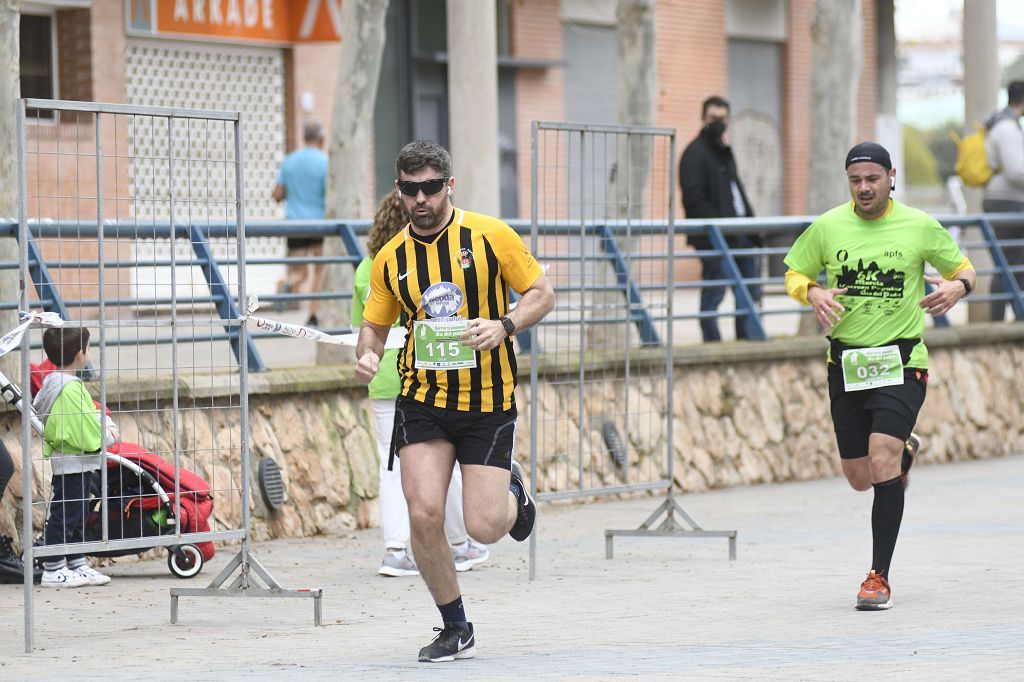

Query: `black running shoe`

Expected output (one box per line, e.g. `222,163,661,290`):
418,622,475,662
508,459,536,541
0,535,39,584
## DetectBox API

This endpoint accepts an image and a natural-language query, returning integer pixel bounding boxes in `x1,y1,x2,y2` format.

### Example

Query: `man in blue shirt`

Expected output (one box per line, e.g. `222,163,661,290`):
273,120,328,326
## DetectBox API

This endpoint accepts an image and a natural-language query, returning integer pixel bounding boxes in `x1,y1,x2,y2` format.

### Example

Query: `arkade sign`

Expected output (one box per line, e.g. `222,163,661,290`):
127,0,342,43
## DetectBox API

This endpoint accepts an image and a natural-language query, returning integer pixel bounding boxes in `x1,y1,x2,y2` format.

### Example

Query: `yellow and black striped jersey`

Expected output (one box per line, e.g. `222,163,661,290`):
363,207,543,412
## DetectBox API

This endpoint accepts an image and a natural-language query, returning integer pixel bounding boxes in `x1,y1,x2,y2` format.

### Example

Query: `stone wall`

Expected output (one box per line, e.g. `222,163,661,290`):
2,324,1022,549
663,331,1024,491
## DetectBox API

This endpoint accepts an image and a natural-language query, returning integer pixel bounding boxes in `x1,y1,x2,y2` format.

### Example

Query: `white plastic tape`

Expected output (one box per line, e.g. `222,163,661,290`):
243,295,406,349
0,311,65,359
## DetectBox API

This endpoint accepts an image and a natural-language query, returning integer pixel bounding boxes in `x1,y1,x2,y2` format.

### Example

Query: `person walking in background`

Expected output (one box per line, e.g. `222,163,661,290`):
352,190,488,578
272,120,328,328
355,141,554,662
982,80,1024,321
679,95,762,342
784,142,975,611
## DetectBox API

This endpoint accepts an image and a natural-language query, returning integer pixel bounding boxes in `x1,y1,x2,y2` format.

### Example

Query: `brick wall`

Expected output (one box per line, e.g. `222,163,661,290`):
783,0,813,215
56,9,92,102
506,0,883,274
29,0,152,318
27,1,883,229
511,0,565,219
856,0,878,145
656,0,728,161
89,0,127,104
287,43,341,151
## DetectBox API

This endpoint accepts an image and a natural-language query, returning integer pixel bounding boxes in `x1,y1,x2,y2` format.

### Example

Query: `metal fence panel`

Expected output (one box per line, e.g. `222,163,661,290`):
528,122,676,502
527,123,737,576
16,99,317,652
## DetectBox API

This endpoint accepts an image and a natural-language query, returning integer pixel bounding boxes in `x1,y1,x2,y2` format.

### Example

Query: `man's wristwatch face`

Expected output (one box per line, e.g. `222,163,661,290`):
501,316,516,336
959,278,972,296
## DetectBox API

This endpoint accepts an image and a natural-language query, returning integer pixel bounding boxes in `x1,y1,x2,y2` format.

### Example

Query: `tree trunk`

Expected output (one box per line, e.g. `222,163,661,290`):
799,0,862,336
875,0,902,181
807,0,861,214
611,0,656,221
0,1,21,377
447,0,499,216
963,0,998,321
590,0,657,350
316,0,389,365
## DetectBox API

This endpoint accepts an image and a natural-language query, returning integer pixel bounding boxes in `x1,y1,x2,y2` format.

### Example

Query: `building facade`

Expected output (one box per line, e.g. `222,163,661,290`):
20,0,880,222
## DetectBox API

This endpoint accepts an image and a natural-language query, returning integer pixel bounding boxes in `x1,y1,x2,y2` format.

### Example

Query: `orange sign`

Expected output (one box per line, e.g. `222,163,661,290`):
128,0,342,43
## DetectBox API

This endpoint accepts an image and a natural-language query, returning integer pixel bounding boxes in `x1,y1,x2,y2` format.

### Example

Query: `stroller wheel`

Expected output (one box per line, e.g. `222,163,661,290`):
168,544,204,579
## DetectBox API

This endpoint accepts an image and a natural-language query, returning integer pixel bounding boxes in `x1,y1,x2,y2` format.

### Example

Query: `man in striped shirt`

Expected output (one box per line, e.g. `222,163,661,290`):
355,140,555,663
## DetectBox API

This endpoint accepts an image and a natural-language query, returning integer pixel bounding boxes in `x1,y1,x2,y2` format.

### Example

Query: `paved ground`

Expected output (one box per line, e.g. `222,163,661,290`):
1,453,1021,680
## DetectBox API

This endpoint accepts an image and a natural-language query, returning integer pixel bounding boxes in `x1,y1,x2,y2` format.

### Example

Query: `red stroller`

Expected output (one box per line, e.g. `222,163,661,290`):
86,443,216,578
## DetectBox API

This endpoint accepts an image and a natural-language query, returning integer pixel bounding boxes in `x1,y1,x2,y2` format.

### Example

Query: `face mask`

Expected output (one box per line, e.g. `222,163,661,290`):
705,119,727,140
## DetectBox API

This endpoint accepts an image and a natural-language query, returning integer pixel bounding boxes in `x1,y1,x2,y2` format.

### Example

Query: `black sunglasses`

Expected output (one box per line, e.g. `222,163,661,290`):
396,177,449,197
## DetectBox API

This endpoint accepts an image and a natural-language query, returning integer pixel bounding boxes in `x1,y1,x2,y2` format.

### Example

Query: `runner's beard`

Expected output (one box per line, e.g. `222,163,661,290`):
410,204,442,230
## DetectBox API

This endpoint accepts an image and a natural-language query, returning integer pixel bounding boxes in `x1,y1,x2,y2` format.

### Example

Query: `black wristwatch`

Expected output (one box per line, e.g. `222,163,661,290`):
500,316,516,337
958,278,972,297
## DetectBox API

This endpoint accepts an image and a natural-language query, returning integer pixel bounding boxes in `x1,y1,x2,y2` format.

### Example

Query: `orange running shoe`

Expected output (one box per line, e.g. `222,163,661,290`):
901,432,922,490
856,570,892,611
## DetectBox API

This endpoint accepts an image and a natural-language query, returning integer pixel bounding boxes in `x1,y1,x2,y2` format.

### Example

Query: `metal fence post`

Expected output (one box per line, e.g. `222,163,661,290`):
189,224,266,371
529,122,737,579
597,223,659,345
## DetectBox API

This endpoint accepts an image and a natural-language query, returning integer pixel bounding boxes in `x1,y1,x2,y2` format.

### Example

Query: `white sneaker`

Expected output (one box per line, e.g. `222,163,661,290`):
452,540,489,572
41,566,90,588
378,551,419,577
73,564,111,586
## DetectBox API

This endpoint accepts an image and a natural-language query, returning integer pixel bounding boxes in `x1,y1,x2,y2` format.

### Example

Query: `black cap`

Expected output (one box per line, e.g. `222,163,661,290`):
845,142,892,170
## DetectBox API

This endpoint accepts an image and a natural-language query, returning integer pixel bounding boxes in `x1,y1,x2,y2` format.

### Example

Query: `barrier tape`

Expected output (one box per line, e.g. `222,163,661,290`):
0,311,65,359
0,300,407,362
243,295,407,350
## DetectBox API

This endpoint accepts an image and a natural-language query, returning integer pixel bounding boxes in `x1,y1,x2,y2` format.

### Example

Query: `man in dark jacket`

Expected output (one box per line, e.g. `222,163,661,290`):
679,95,762,342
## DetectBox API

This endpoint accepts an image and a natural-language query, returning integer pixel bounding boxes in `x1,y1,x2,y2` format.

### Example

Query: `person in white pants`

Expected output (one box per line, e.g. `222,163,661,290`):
355,190,489,577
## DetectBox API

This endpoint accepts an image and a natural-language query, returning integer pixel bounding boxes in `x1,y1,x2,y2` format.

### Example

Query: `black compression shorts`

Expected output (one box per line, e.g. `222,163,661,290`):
827,364,928,459
390,395,516,470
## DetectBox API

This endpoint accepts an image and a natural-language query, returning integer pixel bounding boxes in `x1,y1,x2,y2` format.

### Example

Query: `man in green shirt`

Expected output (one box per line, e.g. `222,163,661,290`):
784,142,976,611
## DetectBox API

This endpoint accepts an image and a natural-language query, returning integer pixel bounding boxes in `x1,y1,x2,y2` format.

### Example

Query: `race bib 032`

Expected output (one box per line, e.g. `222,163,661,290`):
841,345,904,392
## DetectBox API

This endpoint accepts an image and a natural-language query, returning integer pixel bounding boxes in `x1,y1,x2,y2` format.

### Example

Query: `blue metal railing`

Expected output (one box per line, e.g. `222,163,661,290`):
3,220,369,372
4,212,1022,371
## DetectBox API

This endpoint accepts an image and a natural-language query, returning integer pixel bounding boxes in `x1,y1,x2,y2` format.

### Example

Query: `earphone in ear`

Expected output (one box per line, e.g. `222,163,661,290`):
890,178,896,191
447,187,452,196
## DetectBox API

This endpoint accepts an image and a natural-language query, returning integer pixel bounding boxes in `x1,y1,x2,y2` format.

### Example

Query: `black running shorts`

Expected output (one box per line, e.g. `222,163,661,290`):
827,365,928,459
391,396,517,470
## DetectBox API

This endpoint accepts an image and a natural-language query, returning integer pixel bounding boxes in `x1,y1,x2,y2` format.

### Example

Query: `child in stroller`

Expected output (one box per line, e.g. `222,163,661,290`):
19,359,216,578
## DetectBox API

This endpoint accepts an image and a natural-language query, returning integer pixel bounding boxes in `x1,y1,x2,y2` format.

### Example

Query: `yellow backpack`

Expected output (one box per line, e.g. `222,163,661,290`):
949,123,994,187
